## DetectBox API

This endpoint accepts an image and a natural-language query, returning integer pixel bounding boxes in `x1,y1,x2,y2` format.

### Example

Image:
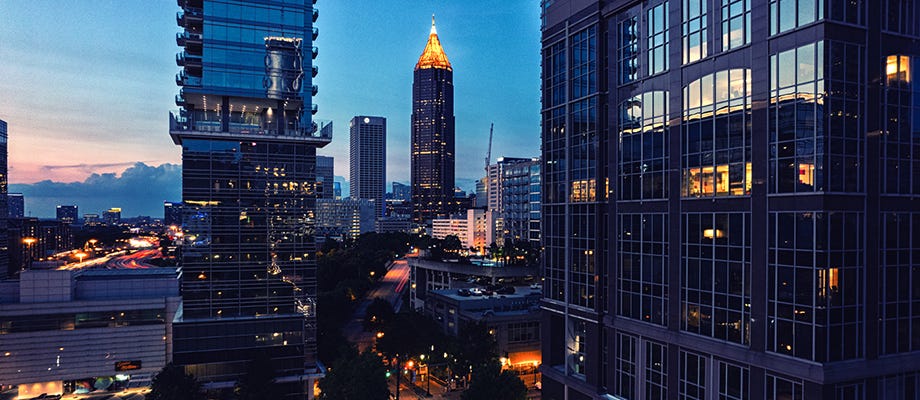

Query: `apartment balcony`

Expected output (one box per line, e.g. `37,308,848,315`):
312,27,318,41
311,85,318,96
312,47,318,59
312,8,318,23
311,104,318,115
312,65,318,78
175,92,187,107
177,8,203,27
176,70,201,87
169,112,332,146
176,31,202,47
176,52,202,67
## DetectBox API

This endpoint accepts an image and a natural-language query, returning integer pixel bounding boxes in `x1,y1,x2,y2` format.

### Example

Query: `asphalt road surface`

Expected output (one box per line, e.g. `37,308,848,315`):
342,258,410,352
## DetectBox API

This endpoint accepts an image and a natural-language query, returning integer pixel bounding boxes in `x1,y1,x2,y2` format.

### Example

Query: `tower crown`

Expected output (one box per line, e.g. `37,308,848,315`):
415,15,452,71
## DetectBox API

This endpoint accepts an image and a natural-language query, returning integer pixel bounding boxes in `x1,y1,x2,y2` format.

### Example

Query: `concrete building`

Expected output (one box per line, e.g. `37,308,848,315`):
315,198,375,240
408,257,539,314
7,193,23,220
8,218,73,272
501,158,541,246
431,209,494,253
375,217,412,234
163,201,182,227
0,268,180,398
102,208,121,226
350,116,386,217
540,1,920,399
82,214,100,227
391,181,410,202
55,205,78,225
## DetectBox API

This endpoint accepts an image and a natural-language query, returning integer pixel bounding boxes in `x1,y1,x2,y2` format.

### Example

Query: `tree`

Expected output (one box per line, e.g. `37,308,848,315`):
235,353,281,400
461,361,527,400
448,322,498,377
363,298,395,331
318,348,390,400
148,363,205,400
442,235,463,253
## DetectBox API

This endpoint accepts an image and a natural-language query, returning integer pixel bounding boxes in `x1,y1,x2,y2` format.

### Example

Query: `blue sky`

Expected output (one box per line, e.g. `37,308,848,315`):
0,1,541,217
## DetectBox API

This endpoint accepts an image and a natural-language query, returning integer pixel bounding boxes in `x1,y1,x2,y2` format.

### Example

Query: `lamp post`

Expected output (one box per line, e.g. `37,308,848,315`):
420,353,430,396
22,237,37,270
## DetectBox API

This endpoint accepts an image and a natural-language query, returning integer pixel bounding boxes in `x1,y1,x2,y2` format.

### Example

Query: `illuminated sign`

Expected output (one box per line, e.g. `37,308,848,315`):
115,360,142,372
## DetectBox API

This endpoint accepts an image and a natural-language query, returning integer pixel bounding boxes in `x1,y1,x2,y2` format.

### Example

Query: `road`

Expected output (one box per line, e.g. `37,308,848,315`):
342,258,411,352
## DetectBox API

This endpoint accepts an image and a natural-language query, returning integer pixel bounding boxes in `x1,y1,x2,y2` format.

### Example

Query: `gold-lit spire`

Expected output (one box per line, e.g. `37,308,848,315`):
416,15,452,71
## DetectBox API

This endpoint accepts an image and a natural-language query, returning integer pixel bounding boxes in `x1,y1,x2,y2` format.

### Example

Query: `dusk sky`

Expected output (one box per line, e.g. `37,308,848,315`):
0,1,541,217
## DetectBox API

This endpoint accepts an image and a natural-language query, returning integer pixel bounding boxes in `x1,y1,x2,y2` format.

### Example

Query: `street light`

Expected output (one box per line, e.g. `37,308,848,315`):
75,252,88,263
22,237,37,270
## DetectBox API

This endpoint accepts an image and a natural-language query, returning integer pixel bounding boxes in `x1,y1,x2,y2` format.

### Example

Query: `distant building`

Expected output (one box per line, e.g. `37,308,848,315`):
102,208,121,226
454,187,466,198
411,18,455,223
8,217,73,271
333,181,342,200
316,155,334,200
475,177,487,208
350,116,386,217
408,257,539,312
375,217,412,234
0,120,8,280
315,198,375,240
0,268,180,397
55,205,78,225
431,209,494,253
391,181,410,202
163,201,183,227
7,193,23,219
386,201,413,219
82,213,100,227
501,158,540,246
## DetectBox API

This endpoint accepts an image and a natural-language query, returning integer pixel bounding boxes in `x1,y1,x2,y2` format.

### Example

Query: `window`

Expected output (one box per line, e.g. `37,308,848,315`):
719,361,749,400
879,213,920,355
618,214,668,325
766,373,804,400
682,213,751,344
619,91,668,200
646,341,668,400
648,2,669,75
882,55,920,195
682,69,752,197
619,15,640,84
721,0,750,50
828,0,863,25
615,333,637,399
770,0,823,35
683,0,708,63
883,0,919,36
570,26,597,99
679,352,706,400
569,319,587,378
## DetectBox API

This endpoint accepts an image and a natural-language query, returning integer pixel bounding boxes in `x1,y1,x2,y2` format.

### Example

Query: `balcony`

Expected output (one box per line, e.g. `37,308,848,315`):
312,47,318,59
175,91,187,107
176,31,202,47
311,85,318,96
176,52,202,67
169,112,332,146
312,27,318,41
312,8,318,23
311,104,318,115
312,65,318,78
177,8,203,27
176,70,201,87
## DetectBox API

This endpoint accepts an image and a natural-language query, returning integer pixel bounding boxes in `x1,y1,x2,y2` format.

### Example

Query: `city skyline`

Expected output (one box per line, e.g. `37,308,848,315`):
0,2,541,204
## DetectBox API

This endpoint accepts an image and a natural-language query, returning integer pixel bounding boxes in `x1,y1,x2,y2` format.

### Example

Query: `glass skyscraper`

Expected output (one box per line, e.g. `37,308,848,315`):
350,116,386,218
540,0,920,399
170,0,329,397
411,18,455,223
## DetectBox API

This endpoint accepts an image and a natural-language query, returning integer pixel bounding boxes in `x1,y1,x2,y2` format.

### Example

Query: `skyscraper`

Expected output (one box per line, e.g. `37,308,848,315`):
170,0,328,396
7,193,23,219
541,1,920,399
316,155,335,200
56,205,78,225
0,120,7,280
350,116,386,218
411,17,455,223
391,181,411,202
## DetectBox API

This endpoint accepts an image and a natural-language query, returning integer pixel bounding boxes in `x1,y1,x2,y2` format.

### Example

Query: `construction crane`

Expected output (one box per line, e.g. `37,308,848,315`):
485,122,494,171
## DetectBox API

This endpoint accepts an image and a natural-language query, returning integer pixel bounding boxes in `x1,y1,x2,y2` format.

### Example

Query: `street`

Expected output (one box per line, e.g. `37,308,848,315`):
342,258,410,352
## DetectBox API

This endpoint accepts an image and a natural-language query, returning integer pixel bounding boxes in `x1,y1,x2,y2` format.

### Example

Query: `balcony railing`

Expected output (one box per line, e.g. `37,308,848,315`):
176,52,202,67
312,27,318,41
176,31,202,47
311,65,318,78
169,112,332,142
312,8,318,23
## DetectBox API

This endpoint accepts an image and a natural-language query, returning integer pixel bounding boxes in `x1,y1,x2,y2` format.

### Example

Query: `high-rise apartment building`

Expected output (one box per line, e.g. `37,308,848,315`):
170,0,328,396
316,155,334,199
350,116,386,217
411,18,455,223
163,201,183,227
56,205,78,225
391,181,411,202
102,207,121,226
7,193,23,219
501,157,541,247
541,1,920,399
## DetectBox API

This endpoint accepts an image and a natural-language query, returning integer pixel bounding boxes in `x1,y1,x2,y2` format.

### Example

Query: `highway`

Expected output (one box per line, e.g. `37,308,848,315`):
342,258,411,352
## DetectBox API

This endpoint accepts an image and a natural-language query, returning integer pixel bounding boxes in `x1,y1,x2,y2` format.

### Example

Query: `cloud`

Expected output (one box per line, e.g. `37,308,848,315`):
10,163,181,218
41,161,149,173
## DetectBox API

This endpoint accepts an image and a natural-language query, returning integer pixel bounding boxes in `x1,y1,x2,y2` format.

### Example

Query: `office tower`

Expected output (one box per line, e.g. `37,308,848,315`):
333,181,342,199
316,155,334,199
0,120,6,280
487,157,530,246
392,181,410,202
314,198,375,240
102,207,121,226
411,17,455,223
475,177,487,208
163,201,183,227
56,205,78,225
350,116,386,217
7,193,23,219
501,157,541,246
541,1,920,399
170,0,328,396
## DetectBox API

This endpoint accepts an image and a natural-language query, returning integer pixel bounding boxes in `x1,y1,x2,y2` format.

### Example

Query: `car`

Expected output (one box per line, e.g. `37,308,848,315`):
469,288,483,296
497,286,516,295
457,288,471,297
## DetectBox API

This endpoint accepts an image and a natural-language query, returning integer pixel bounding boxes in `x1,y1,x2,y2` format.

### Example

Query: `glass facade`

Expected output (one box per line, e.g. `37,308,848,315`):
620,91,668,200
682,0,708,63
172,1,324,395
618,213,668,325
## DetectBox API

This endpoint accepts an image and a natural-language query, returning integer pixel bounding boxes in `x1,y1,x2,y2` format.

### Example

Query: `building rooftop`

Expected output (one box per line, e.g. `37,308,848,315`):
416,16,452,71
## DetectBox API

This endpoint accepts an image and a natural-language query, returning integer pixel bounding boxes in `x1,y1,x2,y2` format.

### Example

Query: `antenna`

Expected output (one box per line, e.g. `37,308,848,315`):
485,122,494,171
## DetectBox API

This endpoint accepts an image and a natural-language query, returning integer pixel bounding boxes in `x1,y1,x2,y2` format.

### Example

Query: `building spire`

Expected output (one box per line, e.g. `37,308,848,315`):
416,15,452,71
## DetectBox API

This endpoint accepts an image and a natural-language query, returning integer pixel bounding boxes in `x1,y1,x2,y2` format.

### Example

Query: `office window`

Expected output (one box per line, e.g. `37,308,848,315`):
766,373,804,400
648,2,669,75
615,333,637,399
620,91,669,200
683,0,708,63
569,319,587,378
544,41,566,108
770,0,823,35
618,213,668,325
682,69,752,197
719,361,749,400
879,213,920,354
570,26,597,99
721,0,750,50
883,0,920,36
882,55,920,195
646,341,668,400
828,0,863,25
682,213,751,344
619,15,640,84
768,212,863,362
679,351,706,400
834,382,864,400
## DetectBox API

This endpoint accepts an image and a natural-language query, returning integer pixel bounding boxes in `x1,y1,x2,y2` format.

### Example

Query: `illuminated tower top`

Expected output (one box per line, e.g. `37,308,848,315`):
415,15,452,71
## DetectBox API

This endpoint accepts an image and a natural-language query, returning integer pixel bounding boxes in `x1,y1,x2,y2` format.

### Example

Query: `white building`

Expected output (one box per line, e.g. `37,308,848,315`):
431,209,494,252
315,198,376,240
0,268,180,397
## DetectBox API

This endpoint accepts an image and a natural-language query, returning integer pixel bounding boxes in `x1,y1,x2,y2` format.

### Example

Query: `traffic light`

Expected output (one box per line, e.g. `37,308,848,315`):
386,370,392,379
